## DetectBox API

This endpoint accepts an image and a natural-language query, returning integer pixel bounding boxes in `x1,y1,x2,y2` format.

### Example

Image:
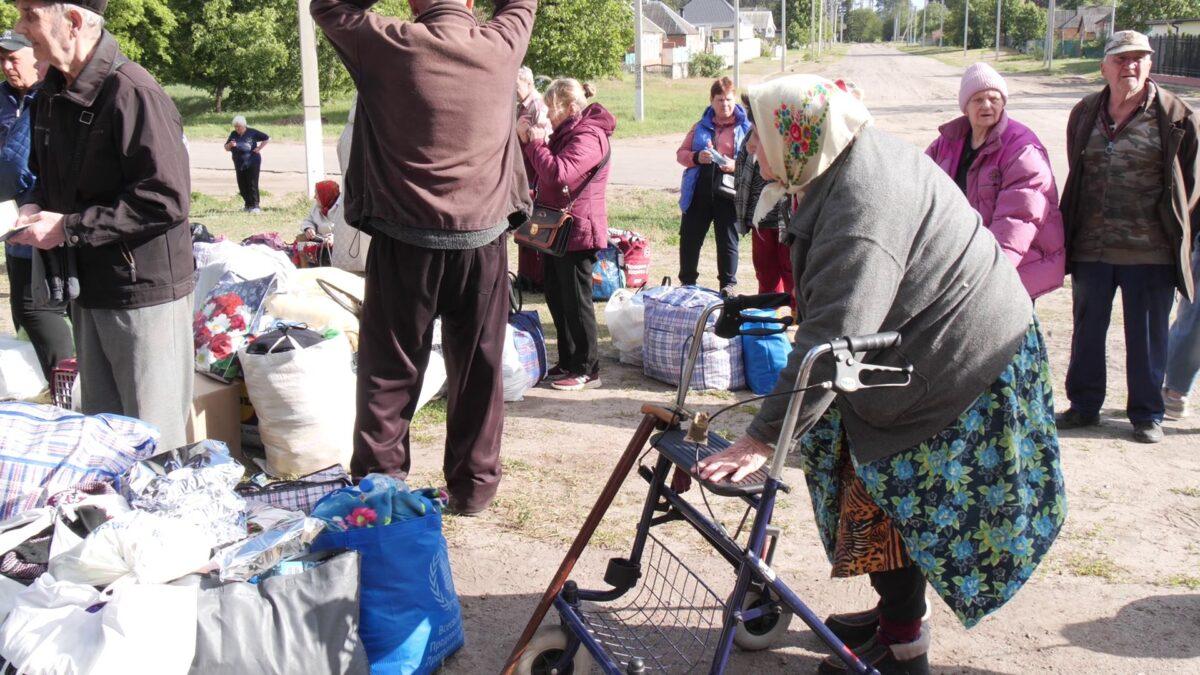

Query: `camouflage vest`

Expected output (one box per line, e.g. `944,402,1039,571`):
1071,87,1173,265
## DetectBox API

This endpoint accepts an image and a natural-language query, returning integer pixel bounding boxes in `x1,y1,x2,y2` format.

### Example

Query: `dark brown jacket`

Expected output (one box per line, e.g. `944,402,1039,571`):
311,0,536,233
1060,82,1198,300
29,31,193,310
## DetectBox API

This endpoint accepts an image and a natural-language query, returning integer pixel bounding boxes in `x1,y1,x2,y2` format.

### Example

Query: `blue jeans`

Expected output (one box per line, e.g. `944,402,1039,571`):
1166,246,1200,396
1065,262,1177,423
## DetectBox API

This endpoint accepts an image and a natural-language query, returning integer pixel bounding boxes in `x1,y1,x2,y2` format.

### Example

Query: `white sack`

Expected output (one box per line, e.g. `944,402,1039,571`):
502,324,533,402
193,242,295,313
239,334,356,475
264,267,364,349
49,510,213,587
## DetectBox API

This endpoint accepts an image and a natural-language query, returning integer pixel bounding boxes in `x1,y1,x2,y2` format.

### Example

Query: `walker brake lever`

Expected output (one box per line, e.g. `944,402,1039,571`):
832,348,913,394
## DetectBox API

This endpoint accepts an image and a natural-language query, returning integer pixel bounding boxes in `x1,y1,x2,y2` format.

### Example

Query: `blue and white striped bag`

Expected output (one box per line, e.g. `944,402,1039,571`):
643,286,745,391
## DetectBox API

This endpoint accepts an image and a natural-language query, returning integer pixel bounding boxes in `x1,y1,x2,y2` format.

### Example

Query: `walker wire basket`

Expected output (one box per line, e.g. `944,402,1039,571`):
569,530,727,673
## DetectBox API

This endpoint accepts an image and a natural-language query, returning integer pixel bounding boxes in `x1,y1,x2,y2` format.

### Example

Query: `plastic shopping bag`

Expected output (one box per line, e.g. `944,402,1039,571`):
0,574,198,675
310,511,463,675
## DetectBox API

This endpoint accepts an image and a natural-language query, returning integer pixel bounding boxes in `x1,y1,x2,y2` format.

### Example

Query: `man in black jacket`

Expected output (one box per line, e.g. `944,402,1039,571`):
12,0,194,448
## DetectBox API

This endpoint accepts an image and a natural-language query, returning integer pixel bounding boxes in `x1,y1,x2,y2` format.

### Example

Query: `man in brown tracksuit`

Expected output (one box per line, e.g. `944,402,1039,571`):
312,0,535,514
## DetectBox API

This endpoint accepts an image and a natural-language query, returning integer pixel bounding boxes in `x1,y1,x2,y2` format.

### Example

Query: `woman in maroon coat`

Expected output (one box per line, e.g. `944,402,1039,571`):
518,79,615,391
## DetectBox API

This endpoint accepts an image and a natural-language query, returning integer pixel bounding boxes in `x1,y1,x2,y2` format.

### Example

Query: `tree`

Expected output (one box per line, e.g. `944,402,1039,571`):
845,8,883,42
168,0,408,111
524,0,633,80
0,1,176,76
1002,0,1045,47
1119,0,1200,33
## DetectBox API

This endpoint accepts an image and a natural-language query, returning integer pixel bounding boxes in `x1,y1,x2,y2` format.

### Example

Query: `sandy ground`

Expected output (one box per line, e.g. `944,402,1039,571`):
9,44,1199,673
421,45,1200,674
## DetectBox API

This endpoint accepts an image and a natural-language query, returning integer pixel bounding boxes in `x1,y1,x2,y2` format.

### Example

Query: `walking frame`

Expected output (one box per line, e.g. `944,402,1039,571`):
504,292,913,675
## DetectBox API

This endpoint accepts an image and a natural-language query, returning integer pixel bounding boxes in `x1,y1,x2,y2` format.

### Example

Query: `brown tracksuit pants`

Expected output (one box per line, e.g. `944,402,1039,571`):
352,233,509,512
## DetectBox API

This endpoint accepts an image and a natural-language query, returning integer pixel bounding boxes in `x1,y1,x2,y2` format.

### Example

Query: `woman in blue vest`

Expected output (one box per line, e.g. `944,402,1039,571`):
675,77,751,296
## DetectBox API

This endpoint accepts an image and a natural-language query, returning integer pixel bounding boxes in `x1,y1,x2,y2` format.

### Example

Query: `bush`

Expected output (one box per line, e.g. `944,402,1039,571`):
691,52,726,79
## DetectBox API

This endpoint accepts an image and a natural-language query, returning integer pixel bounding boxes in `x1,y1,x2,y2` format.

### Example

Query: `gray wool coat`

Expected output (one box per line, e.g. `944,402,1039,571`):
746,126,1034,464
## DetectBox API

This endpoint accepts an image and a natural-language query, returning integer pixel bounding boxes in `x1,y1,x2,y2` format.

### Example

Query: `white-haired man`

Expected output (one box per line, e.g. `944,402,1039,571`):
1058,30,1199,444
11,0,194,449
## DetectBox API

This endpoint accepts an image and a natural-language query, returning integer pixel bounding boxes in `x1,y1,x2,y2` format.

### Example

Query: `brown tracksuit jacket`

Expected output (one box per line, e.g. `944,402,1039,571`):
311,0,537,234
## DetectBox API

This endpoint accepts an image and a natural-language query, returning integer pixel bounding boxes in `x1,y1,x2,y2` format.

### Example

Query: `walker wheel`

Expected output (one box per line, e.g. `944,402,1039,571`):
733,590,794,651
517,626,595,675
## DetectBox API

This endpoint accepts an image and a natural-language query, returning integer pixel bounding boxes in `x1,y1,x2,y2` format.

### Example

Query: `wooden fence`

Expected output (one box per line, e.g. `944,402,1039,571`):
1150,34,1200,79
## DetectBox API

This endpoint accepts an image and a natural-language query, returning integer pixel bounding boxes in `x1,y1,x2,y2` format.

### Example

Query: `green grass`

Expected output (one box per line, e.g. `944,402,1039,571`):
898,45,1100,79
189,191,314,243
1160,574,1200,590
1169,486,1200,498
171,84,354,143
1066,553,1125,582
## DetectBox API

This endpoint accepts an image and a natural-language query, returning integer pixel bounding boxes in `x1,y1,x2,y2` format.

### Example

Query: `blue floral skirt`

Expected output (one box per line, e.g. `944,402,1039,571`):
797,324,1067,628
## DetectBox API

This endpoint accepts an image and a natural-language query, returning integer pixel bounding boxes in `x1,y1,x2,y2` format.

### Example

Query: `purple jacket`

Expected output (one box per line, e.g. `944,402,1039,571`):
926,113,1066,299
523,103,615,252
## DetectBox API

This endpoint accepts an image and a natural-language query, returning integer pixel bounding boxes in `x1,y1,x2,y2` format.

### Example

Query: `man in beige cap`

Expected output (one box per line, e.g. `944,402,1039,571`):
1058,30,1199,444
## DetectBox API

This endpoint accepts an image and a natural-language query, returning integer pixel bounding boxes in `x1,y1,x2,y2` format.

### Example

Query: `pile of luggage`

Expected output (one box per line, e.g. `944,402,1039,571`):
0,404,463,674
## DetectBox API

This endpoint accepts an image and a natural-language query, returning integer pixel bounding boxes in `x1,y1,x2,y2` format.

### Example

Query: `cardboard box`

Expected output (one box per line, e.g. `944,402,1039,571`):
187,373,243,458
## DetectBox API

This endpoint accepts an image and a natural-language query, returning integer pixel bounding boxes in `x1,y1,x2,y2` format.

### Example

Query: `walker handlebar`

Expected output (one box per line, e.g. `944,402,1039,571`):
831,331,902,354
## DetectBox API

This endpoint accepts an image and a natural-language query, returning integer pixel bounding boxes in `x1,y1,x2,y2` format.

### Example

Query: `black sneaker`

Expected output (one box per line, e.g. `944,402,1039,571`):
1055,409,1100,429
1132,420,1164,444
817,629,931,675
824,607,880,649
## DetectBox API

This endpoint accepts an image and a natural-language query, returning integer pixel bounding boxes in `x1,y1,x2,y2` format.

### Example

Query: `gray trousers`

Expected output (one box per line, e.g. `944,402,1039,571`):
73,295,194,450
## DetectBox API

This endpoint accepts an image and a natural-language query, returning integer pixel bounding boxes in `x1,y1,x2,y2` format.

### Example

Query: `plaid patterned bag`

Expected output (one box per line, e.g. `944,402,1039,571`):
0,403,159,520
643,286,745,391
236,464,353,515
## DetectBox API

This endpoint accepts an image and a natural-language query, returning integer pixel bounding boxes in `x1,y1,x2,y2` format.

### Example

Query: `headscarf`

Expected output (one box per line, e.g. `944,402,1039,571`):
747,75,873,226
315,180,341,217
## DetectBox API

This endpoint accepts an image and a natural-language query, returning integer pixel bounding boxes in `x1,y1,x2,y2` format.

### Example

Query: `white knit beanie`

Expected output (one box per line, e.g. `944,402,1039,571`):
958,62,1008,113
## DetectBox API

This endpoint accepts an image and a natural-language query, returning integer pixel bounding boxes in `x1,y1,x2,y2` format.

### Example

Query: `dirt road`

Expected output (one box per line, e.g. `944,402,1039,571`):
426,45,1200,674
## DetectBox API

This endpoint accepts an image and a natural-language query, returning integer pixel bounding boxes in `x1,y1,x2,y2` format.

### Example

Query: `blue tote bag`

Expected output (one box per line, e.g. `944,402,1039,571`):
311,511,463,674
741,308,791,396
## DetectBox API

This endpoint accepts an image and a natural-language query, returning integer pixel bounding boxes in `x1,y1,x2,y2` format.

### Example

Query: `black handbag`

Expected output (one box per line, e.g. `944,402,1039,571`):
515,149,611,257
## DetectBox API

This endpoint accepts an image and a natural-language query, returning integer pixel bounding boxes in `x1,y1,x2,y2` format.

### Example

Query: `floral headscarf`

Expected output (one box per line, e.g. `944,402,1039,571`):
747,75,873,225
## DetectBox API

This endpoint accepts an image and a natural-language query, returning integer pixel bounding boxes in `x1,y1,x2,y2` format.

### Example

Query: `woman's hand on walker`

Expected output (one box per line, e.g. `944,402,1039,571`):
697,435,772,483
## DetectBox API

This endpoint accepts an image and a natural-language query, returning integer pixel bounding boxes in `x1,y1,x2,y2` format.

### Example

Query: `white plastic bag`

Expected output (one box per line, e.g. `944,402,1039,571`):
0,335,47,400
502,324,533,402
604,289,645,366
193,242,295,314
334,97,371,274
49,510,213,587
416,320,447,413
239,334,356,475
0,574,198,675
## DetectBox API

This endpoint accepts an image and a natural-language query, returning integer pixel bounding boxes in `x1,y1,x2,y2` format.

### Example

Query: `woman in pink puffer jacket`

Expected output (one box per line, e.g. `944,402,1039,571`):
926,63,1066,300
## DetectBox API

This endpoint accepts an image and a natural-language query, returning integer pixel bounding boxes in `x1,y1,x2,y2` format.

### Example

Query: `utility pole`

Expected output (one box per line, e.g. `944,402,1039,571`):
921,1,927,46
995,0,1002,60
1111,0,1117,37
734,0,741,89
781,0,786,71
893,0,899,43
635,0,644,122
810,0,816,59
818,0,824,57
297,0,324,197
1046,0,1056,69
939,0,945,47
963,0,970,57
